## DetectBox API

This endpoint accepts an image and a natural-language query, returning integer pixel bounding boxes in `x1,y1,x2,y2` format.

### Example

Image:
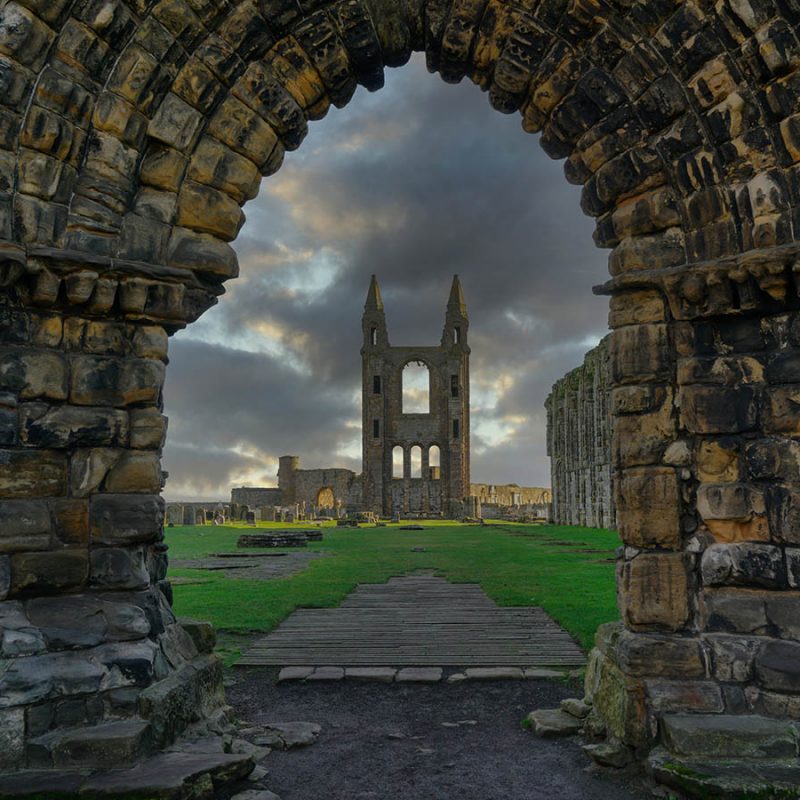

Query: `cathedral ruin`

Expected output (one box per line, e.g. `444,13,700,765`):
225,276,550,522
361,274,471,518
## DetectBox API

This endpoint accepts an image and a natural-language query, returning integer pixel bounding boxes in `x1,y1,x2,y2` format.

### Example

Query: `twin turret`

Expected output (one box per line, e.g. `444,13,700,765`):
361,274,469,348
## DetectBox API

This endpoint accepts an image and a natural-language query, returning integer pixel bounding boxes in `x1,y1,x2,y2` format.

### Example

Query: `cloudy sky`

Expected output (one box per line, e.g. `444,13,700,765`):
161,55,610,502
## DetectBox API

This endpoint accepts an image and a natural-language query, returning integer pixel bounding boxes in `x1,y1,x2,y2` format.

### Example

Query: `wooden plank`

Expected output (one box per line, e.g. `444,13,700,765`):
238,574,586,668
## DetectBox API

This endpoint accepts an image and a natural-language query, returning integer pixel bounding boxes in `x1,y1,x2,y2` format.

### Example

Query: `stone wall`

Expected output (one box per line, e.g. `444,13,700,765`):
230,487,282,509
546,337,615,530
469,483,551,506
289,467,363,512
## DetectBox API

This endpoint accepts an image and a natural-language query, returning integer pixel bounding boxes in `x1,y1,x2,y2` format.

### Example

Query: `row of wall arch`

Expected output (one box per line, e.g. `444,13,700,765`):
391,444,441,479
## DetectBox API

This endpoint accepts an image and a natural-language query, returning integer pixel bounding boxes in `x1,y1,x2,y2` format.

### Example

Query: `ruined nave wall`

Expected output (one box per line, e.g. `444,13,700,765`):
546,338,615,530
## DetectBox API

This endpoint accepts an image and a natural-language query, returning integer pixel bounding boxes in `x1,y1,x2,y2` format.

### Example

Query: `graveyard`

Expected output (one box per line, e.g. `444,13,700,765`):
165,519,621,664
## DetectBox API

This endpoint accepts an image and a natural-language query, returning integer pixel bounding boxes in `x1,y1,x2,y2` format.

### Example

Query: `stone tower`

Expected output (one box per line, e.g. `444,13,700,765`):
362,275,470,517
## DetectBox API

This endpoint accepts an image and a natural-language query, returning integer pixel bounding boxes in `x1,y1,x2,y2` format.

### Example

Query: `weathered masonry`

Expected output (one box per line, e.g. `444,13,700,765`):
546,336,615,529
362,275,470,518
3,0,800,791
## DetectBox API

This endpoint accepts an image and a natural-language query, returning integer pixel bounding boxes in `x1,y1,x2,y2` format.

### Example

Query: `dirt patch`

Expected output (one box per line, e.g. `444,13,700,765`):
170,550,329,580
225,668,651,800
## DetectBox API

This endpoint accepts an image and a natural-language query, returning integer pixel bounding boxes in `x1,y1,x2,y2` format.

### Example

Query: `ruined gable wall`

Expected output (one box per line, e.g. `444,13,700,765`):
546,337,615,530
292,468,362,510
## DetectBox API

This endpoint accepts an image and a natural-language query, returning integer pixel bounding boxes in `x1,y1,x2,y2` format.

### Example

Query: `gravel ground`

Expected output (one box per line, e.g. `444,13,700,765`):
226,668,653,800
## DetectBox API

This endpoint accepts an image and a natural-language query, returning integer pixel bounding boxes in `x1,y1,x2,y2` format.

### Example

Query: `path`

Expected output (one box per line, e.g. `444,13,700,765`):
225,673,649,800
238,573,585,667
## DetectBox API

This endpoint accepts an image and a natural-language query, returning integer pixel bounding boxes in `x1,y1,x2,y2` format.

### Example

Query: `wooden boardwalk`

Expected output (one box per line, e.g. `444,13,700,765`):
238,574,586,667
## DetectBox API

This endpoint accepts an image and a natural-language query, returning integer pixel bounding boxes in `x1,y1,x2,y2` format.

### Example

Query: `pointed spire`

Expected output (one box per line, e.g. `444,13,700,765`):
364,274,383,311
447,274,467,316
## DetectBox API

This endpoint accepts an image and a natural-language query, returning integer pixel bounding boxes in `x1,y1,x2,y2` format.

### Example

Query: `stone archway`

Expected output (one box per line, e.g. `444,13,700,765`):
2,0,800,784
316,486,335,510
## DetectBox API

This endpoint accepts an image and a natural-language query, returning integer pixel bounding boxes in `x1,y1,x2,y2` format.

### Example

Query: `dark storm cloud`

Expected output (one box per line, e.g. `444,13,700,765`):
162,56,609,500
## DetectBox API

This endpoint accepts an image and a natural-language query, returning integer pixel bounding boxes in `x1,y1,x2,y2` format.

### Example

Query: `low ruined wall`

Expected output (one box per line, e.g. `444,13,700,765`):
231,487,283,508
546,337,615,530
470,483,551,506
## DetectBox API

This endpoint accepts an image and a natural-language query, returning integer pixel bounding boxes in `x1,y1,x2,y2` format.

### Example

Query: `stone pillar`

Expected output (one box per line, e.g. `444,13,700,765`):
0,258,227,773
587,266,800,760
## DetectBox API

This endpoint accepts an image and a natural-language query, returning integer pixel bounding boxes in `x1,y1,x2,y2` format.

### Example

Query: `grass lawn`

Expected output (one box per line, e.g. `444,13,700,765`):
166,521,621,664
166,521,619,663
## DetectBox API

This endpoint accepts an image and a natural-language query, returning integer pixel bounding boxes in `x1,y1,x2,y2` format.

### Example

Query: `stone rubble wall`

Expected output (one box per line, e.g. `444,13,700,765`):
0,302,227,771
230,487,283,509
546,337,615,530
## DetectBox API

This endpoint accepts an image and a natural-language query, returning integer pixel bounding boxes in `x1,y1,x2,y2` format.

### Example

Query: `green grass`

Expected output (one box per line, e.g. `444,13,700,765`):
166,521,621,664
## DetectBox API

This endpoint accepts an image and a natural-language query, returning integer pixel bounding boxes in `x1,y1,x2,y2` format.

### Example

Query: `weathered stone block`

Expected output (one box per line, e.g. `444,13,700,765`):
104,452,162,494
70,356,165,407
187,137,260,204
697,483,763,521
661,713,799,759
90,546,150,591
613,398,675,466
0,348,67,400
616,467,680,548
765,486,800,544
0,499,51,553
138,654,224,747
0,449,66,497
678,385,758,434
20,404,129,448
609,324,671,384
764,386,800,434
756,640,800,693
95,640,158,687
699,588,771,634
207,95,280,168
90,495,163,546
69,448,122,498
678,356,764,386
147,92,202,151
584,647,648,747
0,708,25,769
701,543,786,589
51,498,89,545
177,180,244,241
697,439,739,482
130,408,167,450
704,633,761,682
10,549,89,596
131,326,168,360
178,618,216,654
746,437,800,481
645,679,724,713
166,226,239,279
619,553,689,631
0,649,106,709
27,593,150,649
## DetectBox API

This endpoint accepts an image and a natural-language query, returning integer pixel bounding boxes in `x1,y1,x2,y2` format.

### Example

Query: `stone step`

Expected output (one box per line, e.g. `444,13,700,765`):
524,708,583,737
0,749,255,799
661,713,800,760
28,719,153,769
649,747,800,799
